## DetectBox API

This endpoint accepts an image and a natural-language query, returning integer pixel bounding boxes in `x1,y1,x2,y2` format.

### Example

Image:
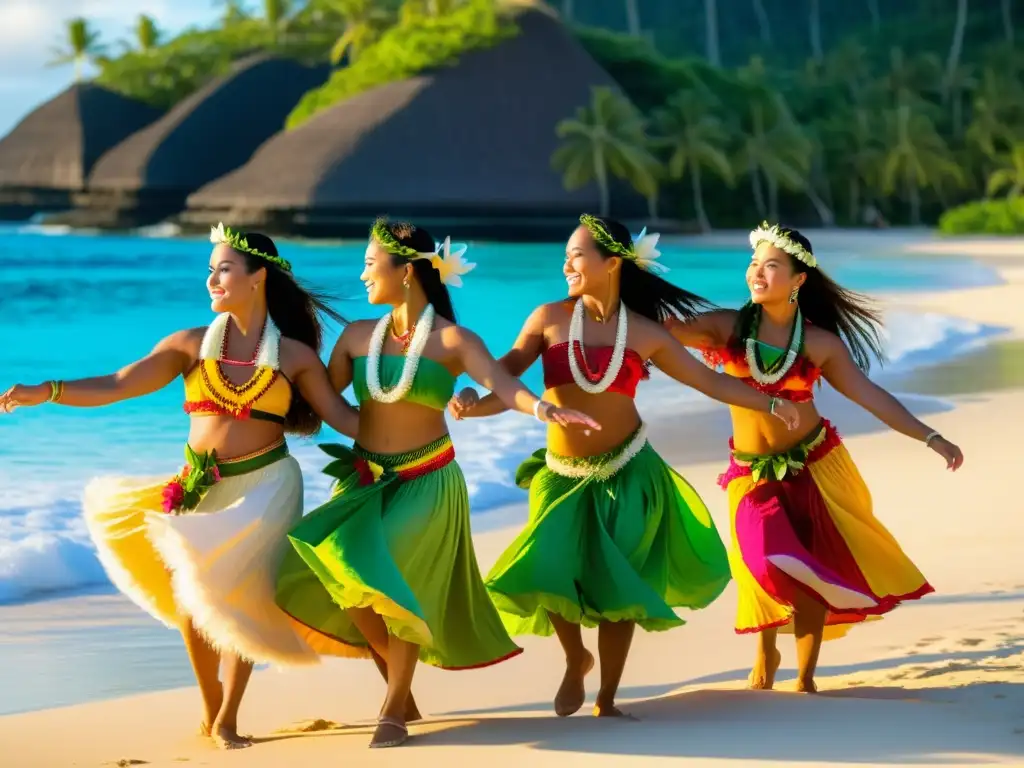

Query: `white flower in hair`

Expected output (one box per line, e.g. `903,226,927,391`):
210,222,229,245
632,227,668,274
749,222,817,268
429,236,476,287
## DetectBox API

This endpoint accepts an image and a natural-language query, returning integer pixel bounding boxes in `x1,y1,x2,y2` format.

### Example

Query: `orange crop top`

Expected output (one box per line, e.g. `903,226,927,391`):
183,313,292,423
701,336,821,403
542,341,650,398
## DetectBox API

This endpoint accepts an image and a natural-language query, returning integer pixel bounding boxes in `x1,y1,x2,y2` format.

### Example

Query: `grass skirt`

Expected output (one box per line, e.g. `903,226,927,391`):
276,435,522,670
486,424,731,636
719,419,934,639
84,448,316,665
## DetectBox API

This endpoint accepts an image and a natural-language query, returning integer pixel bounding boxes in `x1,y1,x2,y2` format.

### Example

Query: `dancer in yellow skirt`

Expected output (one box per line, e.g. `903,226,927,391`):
0,226,359,748
274,218,599,749
667,223,964,693
449,215,800,718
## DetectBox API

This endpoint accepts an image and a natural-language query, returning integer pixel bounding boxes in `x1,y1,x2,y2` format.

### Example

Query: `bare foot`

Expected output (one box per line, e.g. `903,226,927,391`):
592,702,638,719
795,677,818,694
369,717,408,748
748,647,782,690
211,724,253,750
554,649,595,717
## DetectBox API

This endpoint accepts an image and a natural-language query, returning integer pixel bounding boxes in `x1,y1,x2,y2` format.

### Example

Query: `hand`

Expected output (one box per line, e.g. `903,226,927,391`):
538,402,601,432
929,436,964,471
447,387,480,420
0,383,50,413
770,398,800,431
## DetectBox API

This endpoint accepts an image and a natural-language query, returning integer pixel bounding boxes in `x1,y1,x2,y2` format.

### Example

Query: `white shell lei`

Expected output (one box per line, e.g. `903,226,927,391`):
200,312,282,370
546,423,648,481
744,310,804,386
567,299,628,394
366,305,436,403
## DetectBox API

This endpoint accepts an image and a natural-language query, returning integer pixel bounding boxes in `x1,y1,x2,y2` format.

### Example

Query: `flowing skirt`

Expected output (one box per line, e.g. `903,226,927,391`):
276,435,522,670
486,424,731,637
84,440,317,665
719,419,934,639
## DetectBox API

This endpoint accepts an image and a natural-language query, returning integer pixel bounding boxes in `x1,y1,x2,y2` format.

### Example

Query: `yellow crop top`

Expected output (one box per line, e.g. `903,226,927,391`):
183,313,292,423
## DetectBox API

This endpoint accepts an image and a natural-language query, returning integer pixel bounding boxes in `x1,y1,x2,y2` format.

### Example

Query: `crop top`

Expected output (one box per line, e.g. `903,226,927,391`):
542,341,650,398
702,336,821,403
351,355,456,411
183,313,292,423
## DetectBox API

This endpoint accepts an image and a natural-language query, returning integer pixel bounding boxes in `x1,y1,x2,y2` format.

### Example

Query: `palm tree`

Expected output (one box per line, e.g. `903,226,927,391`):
704,0,721,67
49,18,105,82
213,0,250,24
552,86,660,218
625,0,641,36
752,0,772,43
821,106,883,223
942,0,968,102
880,103,964,224
134,15,160,52
651,90,734,231
1002,0,1014,44
808,0,823,63
986,143,1024,199
328,0,396,64
264,0,292,43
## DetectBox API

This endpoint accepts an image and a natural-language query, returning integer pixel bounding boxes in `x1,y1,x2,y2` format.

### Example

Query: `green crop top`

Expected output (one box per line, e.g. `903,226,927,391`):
351,356,457,411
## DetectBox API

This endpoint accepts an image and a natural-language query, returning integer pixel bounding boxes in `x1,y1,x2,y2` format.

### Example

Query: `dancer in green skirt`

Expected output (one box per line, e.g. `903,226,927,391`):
449,215,801,717
275,219,599,749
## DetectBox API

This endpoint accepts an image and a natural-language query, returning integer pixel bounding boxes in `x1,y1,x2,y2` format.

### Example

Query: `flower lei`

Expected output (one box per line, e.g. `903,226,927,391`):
579,214,666,274
748,222,817,268
567,298,629,394
742,303,805,386
210,222,293,272
370,218,475,287
366,304,436,403
161,446,222,515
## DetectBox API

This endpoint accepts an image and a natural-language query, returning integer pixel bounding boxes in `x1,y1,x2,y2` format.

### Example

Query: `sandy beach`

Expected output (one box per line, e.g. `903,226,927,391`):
1,233,1022,767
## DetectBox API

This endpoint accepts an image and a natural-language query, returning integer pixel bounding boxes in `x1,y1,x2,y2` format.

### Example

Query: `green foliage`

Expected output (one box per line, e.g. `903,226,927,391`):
49,17,106,82
938,198,1024,234
285,0,514,130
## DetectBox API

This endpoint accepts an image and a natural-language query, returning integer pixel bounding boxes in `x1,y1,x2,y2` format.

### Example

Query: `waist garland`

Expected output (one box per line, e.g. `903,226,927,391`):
726,420,836,484
161,439,289,515
320,434,456,490
538,423,648,483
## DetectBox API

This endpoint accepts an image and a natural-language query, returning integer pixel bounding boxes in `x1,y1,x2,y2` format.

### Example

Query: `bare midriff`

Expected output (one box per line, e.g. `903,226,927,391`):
186,417,286,461
543,385,642,457
730,399,823,455
355,401,449,455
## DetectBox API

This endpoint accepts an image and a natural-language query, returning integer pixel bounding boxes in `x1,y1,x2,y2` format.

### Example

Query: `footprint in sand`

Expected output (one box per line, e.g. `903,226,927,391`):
960,638,985,647
108,761,148,767
916,636,941,647
274,718,344,734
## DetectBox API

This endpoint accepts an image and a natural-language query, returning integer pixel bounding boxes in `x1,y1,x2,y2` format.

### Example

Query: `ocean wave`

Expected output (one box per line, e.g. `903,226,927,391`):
0,309,1000,606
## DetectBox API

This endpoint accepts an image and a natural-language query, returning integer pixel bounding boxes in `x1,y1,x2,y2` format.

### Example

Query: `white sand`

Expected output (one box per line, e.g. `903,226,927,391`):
1,235,1022,767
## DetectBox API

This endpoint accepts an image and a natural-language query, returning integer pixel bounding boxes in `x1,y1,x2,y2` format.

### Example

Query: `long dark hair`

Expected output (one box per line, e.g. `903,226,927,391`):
239,232,346,435
583,215,715,323
380,220,457,323
774,227,885,371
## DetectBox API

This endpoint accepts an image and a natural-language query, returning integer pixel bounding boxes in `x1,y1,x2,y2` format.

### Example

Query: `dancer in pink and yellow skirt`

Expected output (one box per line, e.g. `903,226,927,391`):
667,223,964,693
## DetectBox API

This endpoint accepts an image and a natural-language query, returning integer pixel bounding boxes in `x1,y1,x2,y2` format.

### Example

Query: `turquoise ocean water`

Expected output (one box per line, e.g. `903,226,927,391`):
0,223,1002,611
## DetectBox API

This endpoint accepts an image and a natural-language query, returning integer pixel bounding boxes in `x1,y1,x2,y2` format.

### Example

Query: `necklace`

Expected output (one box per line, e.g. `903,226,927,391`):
390,322,416,355
219,317,264,366
366,305,435,403
567,298,628,394
744,305,804,385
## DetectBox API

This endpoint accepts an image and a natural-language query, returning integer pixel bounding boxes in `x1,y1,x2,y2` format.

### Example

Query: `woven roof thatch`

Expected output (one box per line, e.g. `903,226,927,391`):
186,10,630,226
0,84,160,191
87,54,328,194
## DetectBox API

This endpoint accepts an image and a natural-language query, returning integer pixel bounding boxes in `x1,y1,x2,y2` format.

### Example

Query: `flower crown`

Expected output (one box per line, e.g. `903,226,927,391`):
579,214,666,274
210,222,292,272
370,217,476,287
749,222,817,268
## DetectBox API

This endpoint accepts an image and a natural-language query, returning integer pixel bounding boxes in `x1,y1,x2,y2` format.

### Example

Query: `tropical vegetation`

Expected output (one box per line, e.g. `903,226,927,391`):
39,0,1024,231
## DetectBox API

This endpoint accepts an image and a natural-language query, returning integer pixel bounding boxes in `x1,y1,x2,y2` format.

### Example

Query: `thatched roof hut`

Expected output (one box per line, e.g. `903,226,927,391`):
59,54,329,229
0,84,160,220
184,10,640,239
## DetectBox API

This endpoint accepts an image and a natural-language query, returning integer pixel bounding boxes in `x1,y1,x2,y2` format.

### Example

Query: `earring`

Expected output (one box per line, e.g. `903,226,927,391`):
403,279,410,291
789,287,799,304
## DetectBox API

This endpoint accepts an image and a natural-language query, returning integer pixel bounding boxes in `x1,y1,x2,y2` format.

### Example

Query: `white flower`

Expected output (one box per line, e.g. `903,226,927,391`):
749,223,817,268
632,227,668,274
430,237,476,287
209,222,230,246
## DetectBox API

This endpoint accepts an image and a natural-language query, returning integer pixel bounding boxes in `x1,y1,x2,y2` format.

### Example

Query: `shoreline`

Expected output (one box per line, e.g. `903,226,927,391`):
1,233,1023,766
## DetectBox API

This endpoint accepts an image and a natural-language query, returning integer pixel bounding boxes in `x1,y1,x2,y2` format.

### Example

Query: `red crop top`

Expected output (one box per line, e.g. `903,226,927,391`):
542,341,650,398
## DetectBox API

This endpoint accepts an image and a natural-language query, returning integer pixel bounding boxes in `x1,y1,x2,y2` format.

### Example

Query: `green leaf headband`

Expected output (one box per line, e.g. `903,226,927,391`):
210,222,293,272
370,218,476,287
578,214,666,274
749,221,817,268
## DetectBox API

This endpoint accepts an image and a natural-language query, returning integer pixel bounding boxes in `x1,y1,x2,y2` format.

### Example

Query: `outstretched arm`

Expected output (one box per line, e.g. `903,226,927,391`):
820,335,963,469
291,344,359,439
0,329,198,411
664,309,737,349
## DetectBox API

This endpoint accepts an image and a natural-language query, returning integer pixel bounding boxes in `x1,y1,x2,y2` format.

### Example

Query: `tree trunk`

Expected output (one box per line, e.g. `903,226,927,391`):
809,0,823,62
595,147,610,217
625,0,641,36
704,0,721,67
562,0,574,22
750,158,767,218
867,0,881,31
1002,0,1014,43
691,164,710,232
907,171,921,225
943,0,968,102
953,91,963,138
752,0,772,43
807,188,835,225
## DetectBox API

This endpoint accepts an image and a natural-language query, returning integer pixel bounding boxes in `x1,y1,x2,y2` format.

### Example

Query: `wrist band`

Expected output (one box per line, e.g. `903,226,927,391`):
48,380,64,404
533,400,545,421
923,430,940,446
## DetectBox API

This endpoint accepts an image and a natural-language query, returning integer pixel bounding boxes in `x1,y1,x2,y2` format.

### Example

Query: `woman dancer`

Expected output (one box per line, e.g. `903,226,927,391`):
447,214,800,718
274,218,599,749
666,222,963,692
0,226,359,749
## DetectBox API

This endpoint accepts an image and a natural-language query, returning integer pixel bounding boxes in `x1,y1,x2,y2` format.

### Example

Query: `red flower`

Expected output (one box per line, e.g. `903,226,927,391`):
161,481,185,513
212,465,221,482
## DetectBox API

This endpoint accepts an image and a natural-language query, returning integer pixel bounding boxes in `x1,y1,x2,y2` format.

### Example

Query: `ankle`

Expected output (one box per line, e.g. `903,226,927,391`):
594,689,617,708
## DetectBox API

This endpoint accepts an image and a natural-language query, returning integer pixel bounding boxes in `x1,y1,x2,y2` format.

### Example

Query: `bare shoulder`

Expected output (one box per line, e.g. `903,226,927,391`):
335,319,377,355
279,336,321,365
803,325,844,366
161,326,205,354
701,309,740,335
439,319,481,348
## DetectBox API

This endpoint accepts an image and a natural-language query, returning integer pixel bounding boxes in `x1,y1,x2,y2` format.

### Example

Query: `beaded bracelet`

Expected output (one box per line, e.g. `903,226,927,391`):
923,430,940,447
48,380,64,404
